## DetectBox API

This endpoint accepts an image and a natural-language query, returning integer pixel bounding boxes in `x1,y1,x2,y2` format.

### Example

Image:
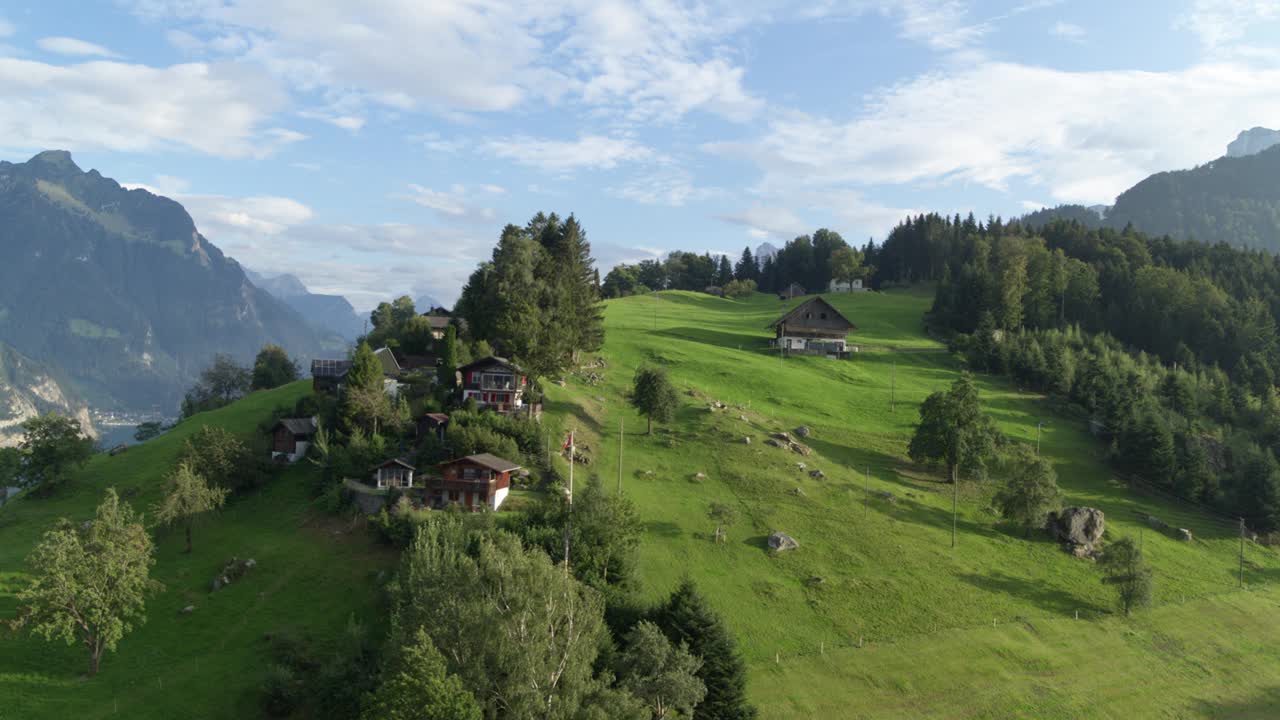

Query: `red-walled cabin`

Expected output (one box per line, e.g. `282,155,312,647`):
432,453,522,511
459,356,527,412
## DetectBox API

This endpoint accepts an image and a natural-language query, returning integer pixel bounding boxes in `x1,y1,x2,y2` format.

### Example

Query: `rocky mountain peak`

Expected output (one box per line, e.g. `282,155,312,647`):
1227,127,1280,158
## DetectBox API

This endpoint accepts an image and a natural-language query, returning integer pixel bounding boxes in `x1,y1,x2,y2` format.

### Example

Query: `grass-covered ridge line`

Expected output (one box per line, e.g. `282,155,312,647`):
0,381,395,719
540,288,1280,718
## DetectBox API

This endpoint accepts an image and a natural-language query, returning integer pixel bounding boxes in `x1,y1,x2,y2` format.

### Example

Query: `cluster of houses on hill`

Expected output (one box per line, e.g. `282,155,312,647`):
275,352,536,513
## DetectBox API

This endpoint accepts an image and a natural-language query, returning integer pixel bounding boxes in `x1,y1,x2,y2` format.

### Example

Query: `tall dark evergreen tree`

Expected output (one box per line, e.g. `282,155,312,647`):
734,247,758,282
654,580,756,720
715,254,733,286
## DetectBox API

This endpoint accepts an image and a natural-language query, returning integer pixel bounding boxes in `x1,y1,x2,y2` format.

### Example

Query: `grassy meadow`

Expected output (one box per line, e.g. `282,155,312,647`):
540,288,1280,718
0,382,396,720
0,288,1278,718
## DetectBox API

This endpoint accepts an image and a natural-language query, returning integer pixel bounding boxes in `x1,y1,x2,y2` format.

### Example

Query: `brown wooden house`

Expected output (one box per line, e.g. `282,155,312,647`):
431,453,521,511
269,417,318,463
768,296,857,356
417,412,450,441
460,356,527,413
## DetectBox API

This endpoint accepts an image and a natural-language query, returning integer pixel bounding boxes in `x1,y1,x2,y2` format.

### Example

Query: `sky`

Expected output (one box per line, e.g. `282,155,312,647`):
2,1,1280,310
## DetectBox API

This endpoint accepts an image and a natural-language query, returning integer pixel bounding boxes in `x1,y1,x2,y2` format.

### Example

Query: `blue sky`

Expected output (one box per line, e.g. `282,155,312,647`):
2,1,1280,310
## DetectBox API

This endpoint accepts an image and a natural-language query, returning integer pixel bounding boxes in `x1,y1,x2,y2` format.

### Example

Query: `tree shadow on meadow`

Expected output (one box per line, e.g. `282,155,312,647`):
1188,687,1280,719
957,570,1108,617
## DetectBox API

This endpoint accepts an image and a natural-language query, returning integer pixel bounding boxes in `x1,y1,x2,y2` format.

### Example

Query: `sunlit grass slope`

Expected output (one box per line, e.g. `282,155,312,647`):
540,289,1280,719
0,381,395,720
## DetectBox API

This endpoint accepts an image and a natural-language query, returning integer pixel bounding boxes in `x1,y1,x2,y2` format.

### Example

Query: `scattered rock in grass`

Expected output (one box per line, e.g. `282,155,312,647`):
790,442,812,456
794,426,812,438
772,432,792,442
806,576,825,586
739,415,749,422
180,605,195,614
1178,528,1193,542
765,438,788,449
692,472,707,482
1048,506,1106,556
1071,545,1099,560
687,389,701,397
742,436,752,445
875,490,896,503
555,379,567,387
211,556,256,592
809,469,826,480
789,487,806,497
768,531,800,552
796,462,807,471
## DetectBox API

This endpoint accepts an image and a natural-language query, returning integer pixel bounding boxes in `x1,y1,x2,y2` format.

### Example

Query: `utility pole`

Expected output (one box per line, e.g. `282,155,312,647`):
1239,517,1246,588
617,419,624,494
653,291,659,330
891,361,896,412
951,466,958,549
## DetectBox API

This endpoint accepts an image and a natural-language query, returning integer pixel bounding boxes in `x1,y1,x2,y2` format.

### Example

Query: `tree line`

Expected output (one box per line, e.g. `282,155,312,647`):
602,229,872,299
876,212,1280,532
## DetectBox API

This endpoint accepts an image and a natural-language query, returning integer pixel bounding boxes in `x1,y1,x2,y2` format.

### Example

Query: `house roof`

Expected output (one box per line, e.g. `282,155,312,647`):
394,352,439,371
311,358,352,378
372,457,416,471
767,296,857,331
272,417,318,435
446,453,522,473
374,347,402,376
422,412,450,424
423,315,452,329
459,355,523,374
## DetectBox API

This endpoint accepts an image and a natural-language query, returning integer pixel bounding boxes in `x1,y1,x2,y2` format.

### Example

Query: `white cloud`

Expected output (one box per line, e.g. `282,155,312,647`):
126,0,762,122
299,109,365,131
1049,21,1085,41
401,183,497,222
484,134,655,172
1179,0,1280,49
0,17,13,38
707,61,1280,205
608,167,718,207
0,57,291,158
37,36,122,58
721,206,808,240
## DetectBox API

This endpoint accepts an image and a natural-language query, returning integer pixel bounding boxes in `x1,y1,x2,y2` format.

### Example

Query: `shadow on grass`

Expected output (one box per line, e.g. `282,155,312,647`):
1189,687,1280,719
743,534,771,552
957,571,1108,616
656,325,769,351
645,520,682,538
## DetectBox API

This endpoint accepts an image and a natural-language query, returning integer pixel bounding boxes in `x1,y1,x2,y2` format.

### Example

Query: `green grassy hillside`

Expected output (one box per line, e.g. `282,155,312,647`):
540,289,1280,719
0,382,395,719
2,291,1279,719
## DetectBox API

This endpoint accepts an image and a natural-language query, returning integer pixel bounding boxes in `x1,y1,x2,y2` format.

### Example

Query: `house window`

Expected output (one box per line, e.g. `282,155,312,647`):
805,312,812,319
449,490,459,501
820,312,827,319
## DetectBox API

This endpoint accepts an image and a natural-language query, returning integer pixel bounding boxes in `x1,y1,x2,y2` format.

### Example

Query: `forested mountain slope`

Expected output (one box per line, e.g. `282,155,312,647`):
0,151,335,411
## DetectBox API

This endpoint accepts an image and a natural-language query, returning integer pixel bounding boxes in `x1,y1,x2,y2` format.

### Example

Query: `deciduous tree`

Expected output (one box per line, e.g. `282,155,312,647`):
993,450,1061,537
17,413,93,496
361,628,481,720
1098,537,1153,615
10,489,160,675
631,366,679,434
152,462,228,553
251,344,298,390
615,620,706,720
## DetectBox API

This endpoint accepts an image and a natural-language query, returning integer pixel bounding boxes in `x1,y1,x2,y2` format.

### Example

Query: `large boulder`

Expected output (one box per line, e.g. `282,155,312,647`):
768,531,799,552
794,426,812,438
1048,506,1105,551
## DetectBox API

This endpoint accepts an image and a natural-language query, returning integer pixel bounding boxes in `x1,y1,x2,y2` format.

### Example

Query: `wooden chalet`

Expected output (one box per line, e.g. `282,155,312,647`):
311,358,352,392
371,458,416,489
431,453,521,511
422,315,452,340
417,412,450,441
268,417,318,463
460,356,528,413
768,296,857,356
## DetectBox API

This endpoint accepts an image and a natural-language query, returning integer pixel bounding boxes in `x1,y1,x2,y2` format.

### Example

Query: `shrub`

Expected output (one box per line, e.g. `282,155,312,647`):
261,663,303,717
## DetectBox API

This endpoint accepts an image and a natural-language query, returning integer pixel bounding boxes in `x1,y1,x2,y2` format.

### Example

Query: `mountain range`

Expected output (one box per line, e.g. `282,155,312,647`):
0,151,341,414
244,269,366,341
1024,130,1280,253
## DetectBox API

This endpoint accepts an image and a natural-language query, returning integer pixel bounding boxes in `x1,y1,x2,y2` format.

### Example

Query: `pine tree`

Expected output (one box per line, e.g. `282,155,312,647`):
715,254,733,286
362,628,481,720
734,247,757,282
630,366,679,434
654,580,756,720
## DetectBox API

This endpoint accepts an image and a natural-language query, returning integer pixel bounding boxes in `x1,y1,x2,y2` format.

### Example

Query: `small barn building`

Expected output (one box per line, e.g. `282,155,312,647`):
269,417,318,463
417,412,450,441
827,278,867,293
768,296,857,356
371,458,416,489
432,453,521,511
